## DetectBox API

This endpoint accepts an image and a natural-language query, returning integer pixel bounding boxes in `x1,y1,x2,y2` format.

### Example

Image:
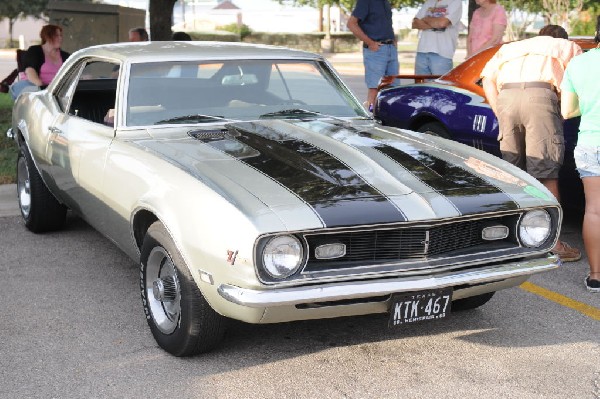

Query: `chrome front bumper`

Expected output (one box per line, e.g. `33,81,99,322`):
218,255,560,308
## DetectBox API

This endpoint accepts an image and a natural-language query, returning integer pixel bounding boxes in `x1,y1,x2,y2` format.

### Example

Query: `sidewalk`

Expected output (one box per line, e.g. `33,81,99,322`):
323,47,467,75
0,183,18,217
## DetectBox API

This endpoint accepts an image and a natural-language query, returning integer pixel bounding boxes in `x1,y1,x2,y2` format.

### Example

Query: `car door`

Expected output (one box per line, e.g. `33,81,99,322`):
46,58,119,230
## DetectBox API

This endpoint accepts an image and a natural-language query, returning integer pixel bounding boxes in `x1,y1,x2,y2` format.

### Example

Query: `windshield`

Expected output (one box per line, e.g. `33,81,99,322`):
125,59,368,127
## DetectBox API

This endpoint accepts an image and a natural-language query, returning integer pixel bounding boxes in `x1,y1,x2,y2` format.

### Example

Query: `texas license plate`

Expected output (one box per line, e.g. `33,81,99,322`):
389,288,453,327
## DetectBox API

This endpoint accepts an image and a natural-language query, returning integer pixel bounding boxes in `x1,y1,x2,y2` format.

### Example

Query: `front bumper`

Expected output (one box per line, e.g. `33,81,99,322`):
218,255,560,308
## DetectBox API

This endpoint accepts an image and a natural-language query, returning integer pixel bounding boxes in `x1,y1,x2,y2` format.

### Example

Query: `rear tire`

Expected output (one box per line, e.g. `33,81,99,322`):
17,146,67,233
452,292,495,311
417,122,451,139
140,221,226,356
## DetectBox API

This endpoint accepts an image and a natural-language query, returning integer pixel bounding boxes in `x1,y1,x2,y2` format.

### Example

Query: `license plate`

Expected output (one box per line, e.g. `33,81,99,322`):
389,288,453,327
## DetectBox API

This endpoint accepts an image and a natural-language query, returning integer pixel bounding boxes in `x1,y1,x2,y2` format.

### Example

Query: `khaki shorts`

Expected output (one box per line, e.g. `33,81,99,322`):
496,87,564,179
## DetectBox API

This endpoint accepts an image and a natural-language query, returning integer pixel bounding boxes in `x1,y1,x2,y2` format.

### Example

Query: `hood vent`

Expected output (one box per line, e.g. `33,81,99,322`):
188,129,238,141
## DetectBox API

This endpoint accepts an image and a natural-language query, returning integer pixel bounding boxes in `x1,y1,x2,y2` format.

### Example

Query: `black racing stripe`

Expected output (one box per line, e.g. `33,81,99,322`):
298,121,518,215
200,122,407,227
374,143,519,214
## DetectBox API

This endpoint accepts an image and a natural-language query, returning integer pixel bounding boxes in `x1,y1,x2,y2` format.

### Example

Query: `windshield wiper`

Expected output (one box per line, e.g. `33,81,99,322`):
155,114,226,124
259,109,322,119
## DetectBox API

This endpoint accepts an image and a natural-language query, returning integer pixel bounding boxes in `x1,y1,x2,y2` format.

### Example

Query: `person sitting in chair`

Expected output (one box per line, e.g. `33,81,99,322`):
10,24,70,100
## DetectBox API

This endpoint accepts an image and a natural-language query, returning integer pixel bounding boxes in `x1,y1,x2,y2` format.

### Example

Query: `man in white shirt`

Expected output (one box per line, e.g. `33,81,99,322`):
412,0,463,75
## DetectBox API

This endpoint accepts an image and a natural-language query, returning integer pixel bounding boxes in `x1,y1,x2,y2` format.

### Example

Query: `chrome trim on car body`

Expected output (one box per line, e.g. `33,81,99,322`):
218,254,560,308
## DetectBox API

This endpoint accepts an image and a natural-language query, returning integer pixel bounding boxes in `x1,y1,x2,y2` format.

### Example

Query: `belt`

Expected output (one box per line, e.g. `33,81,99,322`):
501,82,555,91
363,39,394,48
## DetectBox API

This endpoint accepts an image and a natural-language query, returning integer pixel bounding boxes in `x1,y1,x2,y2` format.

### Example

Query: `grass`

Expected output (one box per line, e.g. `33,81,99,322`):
0,93,17,184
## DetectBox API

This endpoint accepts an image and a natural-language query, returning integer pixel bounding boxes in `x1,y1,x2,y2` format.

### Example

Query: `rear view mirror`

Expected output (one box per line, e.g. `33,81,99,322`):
221,74,258,86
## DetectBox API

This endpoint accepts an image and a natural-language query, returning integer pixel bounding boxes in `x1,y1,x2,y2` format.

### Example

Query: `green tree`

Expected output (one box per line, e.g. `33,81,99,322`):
0,0,93,47
0,0,47,46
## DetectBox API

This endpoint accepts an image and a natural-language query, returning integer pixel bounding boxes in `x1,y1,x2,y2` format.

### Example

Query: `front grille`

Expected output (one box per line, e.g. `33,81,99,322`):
303,219,488,272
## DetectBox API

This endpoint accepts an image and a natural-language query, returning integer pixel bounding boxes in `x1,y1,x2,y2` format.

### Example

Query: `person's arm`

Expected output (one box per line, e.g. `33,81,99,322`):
561,91,581,120
474,23,506,55
482,76,499,115
347,15,380,51
24,67,43,87
420,16,451,29
466,29,473,58
412,17,434,30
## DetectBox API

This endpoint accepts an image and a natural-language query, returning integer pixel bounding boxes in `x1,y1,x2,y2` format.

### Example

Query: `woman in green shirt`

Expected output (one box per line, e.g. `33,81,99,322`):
561,16,600,292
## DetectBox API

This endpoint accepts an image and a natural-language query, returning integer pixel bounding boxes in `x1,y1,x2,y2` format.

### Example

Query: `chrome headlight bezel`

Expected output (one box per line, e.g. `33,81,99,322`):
518,209,552,248
260,234,305,280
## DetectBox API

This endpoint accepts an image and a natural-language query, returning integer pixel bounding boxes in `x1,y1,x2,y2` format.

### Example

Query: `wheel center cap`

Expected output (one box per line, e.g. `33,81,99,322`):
152,276,177,302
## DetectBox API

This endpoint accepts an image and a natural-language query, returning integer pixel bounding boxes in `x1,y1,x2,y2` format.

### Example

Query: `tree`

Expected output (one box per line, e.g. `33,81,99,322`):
0,0,92,47
149,0,177,40
0,0,47,46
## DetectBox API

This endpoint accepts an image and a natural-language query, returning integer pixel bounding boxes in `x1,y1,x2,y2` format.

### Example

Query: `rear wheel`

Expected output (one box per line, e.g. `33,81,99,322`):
417,122,451,139
140,221,226,356
17,146,67,233
452,292,495,311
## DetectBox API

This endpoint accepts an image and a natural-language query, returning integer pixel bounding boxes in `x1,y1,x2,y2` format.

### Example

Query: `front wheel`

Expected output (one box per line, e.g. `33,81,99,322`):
452,292,495,311
140,221,226,356
17,146,67,233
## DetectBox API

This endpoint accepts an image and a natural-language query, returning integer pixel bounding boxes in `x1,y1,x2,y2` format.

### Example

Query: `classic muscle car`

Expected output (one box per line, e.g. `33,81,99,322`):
373,38,597,209
8,42,561,356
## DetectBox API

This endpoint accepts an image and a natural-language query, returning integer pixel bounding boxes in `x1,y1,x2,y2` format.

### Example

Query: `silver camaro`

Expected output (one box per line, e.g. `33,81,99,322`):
8,42,561,356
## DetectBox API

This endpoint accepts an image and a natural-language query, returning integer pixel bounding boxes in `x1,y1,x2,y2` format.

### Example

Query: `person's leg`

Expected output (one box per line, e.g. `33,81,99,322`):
415,52,431,75
9,79,36,100
575,146,600,290
582,176,600,287
363,46,388,109
384,45,399,77
514,87,579,260
496,89,526,170
427,53,454,75
539,178,560,201
522,87,564,200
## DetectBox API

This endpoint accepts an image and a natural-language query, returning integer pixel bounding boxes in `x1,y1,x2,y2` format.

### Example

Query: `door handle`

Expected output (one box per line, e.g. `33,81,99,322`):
48,126,62,135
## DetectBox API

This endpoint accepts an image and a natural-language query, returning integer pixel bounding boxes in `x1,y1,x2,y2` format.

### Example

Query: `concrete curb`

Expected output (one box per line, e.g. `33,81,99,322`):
0,184,18,217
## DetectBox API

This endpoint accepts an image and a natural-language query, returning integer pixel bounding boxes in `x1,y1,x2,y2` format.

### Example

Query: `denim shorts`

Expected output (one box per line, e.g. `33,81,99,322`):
363,44,399,88
574,145,600,178
415,52,453,75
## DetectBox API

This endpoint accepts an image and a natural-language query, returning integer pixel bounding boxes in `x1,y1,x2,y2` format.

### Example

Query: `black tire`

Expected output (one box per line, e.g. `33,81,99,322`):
17,146,67,233
140,221,226,356
417,122,451,139
452,292,495,311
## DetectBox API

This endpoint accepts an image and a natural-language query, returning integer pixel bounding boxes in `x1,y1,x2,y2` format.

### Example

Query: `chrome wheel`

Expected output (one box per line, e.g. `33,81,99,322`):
145,247,181,334
17,154,31,218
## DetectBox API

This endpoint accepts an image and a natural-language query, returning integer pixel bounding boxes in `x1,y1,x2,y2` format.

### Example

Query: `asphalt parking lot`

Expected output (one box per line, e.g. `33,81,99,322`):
1,49,598,399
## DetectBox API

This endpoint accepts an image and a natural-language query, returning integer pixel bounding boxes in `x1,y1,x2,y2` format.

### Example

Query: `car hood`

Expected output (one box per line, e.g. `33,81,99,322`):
134,119,556,230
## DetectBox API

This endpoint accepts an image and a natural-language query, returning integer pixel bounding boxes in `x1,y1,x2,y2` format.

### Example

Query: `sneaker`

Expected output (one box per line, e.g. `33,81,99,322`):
550,241,581,262
584,275,600,293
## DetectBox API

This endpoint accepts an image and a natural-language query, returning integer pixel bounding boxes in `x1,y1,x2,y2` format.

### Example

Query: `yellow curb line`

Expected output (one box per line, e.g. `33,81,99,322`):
520,281,600,321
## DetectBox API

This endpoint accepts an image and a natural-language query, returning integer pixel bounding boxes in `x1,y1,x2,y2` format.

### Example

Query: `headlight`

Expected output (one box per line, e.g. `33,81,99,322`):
262,235,303,279
519,210,552,247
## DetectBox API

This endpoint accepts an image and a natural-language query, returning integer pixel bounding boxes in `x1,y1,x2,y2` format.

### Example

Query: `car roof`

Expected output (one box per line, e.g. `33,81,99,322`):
69,41,324,63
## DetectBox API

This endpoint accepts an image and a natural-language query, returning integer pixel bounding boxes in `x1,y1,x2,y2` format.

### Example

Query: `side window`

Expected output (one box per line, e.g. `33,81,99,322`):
67,60,119,125
54,62,83,113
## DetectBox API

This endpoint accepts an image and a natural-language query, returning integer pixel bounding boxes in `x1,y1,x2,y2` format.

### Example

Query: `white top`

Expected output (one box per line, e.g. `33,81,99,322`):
415,0,463,59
